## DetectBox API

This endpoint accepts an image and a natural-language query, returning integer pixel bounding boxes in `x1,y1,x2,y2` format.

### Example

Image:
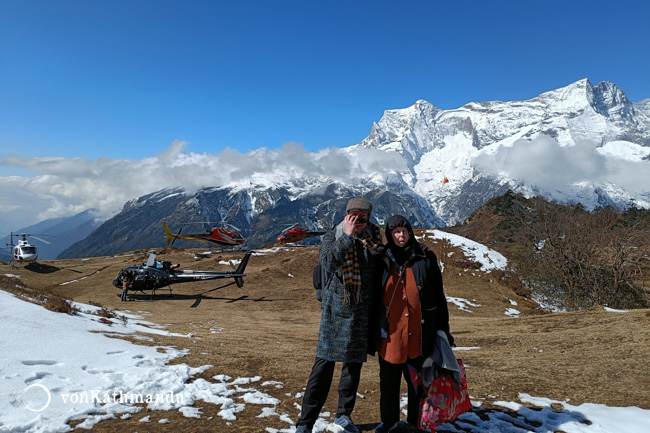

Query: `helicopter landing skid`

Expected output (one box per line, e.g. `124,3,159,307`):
118,287,173,302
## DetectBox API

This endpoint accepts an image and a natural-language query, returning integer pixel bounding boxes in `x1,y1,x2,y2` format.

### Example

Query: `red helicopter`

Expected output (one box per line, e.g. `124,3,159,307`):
277,224,326,243
163,222,245,247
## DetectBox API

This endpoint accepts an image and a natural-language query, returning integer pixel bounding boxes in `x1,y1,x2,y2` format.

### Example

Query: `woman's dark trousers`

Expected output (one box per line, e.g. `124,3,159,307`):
378,355,424,428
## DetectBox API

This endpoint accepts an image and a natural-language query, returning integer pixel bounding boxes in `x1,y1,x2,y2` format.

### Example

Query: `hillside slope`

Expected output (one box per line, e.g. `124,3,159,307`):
2,229,649,432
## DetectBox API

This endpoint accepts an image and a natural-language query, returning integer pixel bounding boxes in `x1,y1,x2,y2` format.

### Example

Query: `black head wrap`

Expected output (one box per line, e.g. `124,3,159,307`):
385,215,417,266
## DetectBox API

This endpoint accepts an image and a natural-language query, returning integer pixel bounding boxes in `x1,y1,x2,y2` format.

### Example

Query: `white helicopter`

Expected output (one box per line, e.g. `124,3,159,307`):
7,233,52,267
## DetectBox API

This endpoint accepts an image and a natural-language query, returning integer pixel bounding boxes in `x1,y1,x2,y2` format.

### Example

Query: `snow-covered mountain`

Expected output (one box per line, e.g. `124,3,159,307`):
61,79,650,257
58,184,441,257
356,78,650,223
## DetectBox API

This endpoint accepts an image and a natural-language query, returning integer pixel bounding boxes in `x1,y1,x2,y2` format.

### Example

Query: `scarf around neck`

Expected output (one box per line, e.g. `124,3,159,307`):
338,221,384,304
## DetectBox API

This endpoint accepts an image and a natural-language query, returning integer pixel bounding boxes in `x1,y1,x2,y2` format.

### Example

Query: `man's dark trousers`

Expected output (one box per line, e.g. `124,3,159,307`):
296,357,363,428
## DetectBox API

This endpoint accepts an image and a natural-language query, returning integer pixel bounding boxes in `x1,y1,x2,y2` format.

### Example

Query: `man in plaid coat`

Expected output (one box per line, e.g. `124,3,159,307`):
295,197,384,433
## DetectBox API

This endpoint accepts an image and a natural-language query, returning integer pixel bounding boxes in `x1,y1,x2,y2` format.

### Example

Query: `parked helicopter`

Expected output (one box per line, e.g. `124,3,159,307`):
113,250,252,301
6,233,52,267
163,222,245,247
277,224,326,243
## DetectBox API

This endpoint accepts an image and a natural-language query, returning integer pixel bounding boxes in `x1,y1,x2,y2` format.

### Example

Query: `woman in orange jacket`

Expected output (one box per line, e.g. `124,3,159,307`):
375,215,453,433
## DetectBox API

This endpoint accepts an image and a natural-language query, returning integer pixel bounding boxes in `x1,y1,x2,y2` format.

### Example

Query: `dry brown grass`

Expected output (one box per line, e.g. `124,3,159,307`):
0,274,79,315
2,237,649,432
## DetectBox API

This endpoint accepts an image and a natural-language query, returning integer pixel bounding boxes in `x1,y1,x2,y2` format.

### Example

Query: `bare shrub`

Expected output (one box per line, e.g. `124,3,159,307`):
509,201,650,310
96,307,116,319
42,293,79,315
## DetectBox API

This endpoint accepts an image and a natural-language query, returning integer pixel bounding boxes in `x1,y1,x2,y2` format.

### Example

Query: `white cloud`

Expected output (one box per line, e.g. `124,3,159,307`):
473,135,649,194
0,141,406,230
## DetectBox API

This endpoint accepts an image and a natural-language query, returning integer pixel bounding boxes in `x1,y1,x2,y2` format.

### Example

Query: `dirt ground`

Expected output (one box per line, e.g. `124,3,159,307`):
2,234,650,432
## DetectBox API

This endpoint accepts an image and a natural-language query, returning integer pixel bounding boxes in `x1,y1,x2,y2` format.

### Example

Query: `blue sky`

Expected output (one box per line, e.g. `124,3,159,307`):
1,0,649,231
2,0,649,161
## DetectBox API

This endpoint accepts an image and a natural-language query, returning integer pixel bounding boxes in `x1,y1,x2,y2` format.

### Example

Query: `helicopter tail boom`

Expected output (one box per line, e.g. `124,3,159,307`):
163,222,173,245
163,222,183,246
234,250,251,288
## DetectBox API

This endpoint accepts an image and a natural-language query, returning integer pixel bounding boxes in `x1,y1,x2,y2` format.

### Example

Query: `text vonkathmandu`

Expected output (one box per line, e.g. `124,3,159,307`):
60,390,184,405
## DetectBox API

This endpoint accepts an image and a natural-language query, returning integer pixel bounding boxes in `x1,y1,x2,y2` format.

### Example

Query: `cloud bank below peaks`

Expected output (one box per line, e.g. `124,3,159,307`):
0,141,407,228
473,135,650,196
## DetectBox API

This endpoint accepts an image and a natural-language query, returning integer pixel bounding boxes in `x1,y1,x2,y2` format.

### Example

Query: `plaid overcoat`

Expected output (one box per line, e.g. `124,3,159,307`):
315,224,381,362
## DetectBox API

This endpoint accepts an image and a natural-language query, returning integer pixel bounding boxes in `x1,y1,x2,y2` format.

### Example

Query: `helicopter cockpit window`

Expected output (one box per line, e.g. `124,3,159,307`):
21,246,36,254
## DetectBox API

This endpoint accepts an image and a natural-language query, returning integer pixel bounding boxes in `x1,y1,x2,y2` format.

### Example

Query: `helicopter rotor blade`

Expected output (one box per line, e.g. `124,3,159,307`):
27,235,52,245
